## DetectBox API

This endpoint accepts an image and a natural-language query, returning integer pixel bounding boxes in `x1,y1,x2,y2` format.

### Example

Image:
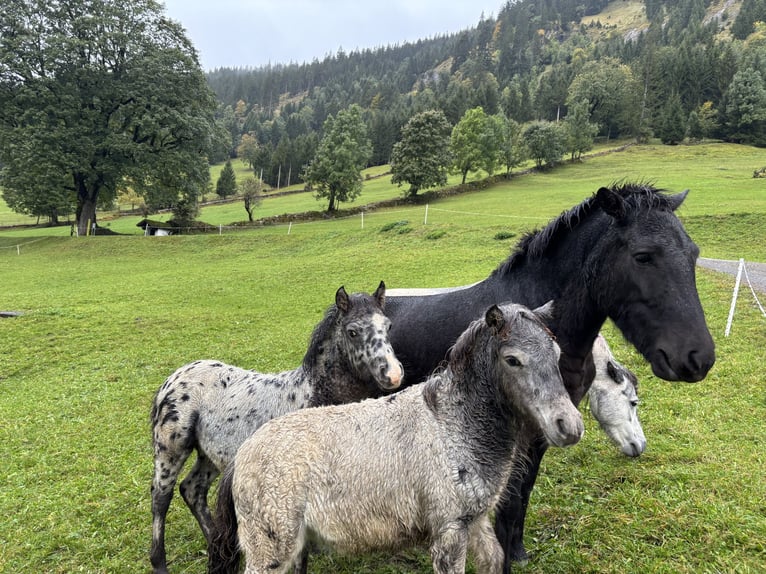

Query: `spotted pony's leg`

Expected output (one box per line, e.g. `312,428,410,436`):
150,438,194,573
179,452,220,541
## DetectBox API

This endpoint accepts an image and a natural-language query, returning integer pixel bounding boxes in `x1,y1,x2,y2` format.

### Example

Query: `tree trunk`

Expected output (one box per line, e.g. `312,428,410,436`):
77,197,98,236
75,173,99,236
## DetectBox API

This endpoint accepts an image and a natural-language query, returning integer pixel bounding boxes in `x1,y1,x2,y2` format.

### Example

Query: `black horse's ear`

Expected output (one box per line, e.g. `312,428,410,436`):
532,300,555,324
666,189,689,211
335,286,350,313
373,280,386,309
485,305,506,333
596,186,626,220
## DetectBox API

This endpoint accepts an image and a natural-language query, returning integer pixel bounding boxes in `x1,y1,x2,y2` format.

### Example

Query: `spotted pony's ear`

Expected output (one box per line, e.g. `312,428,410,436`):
485,305,506,334
335,286,350,313
373,280,386,310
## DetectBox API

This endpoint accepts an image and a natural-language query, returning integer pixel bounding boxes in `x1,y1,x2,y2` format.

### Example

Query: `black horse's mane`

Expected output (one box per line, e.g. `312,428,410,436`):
493,182,673,277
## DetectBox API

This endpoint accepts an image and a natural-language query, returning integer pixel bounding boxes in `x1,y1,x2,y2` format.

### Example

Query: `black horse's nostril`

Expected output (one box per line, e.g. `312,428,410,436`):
688,349,703,373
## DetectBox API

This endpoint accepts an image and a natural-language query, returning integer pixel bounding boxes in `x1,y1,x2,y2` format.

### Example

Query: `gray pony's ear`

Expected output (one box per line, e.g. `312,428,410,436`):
373,280,386,309
335,286,350,313
606,361,621,385
666,189,689,211
532,300,555,324
485,305,506,333
596,186,626,220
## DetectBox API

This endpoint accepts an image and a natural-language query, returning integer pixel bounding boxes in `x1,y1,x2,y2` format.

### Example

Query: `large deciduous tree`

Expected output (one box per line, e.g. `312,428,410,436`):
495,114,527,178
567,58,640,140
450,106,498,184
0,0,222,235
390,109,452,197
563,99,599,160
303,104,371,212
523,120,567,168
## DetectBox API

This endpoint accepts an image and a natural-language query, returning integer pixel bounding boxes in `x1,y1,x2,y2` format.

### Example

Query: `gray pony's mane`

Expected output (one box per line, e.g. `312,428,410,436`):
445,315,493,374
493,182,674,277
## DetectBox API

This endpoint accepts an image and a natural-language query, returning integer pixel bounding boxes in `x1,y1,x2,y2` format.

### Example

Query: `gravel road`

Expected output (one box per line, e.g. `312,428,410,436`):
698,257,766,294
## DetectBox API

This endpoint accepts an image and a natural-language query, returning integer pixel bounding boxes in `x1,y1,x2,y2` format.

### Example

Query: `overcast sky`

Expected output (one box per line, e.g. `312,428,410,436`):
161,0,500,70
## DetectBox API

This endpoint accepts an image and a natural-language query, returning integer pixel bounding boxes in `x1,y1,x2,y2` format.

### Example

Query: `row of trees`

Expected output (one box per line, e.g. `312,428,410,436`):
252,103,597,214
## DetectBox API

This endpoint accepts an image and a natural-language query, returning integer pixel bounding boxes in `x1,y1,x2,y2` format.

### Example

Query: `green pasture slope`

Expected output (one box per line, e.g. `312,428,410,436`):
0,143,764,573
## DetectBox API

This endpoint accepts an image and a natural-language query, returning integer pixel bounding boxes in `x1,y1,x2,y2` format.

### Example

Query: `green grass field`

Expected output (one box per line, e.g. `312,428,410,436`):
1,142,765,573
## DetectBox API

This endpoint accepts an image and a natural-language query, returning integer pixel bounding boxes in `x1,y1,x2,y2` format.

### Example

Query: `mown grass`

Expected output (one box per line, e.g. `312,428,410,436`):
1,142,765,573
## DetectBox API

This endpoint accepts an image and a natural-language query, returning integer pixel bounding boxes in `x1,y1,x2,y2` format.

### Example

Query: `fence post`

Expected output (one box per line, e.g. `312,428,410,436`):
288,222,292,235
361,212,364,229
724,258,745,337
424,204,429,225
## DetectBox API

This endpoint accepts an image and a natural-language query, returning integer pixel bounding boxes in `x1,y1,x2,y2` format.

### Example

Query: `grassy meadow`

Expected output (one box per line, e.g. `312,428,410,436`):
1,142,765,573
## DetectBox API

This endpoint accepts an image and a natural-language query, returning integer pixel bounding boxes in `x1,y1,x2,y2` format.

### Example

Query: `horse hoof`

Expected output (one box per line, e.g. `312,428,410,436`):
510,546,530,565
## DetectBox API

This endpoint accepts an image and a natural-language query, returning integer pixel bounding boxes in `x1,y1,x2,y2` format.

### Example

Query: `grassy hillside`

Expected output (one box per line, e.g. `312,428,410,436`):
1,143,765,573
3,141,766,252
579,0,744,41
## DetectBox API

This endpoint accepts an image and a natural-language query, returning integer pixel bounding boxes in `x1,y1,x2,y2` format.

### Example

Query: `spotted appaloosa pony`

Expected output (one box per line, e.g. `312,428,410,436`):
208,302,583,574
149,282,403,574
383,184,715,569
588,334,646,457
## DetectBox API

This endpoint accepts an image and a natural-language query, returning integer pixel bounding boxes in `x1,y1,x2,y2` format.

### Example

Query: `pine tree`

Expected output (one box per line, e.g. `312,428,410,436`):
656,94,687,145
216,160,237,199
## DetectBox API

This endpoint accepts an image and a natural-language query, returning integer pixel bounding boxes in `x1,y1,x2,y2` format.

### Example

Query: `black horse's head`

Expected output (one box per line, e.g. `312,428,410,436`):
587,184,715,382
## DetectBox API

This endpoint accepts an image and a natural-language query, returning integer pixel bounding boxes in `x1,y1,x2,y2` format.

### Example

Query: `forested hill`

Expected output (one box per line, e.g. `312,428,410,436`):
205,0,766,186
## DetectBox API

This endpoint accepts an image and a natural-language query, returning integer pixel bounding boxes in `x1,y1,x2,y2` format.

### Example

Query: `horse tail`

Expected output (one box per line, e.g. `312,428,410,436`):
208,464,241,574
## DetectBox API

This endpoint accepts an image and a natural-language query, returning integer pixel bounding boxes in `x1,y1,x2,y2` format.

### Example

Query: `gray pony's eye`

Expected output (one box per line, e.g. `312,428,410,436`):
505,356,521,367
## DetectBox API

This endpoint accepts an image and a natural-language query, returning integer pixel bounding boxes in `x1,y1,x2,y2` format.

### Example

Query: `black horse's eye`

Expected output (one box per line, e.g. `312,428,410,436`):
505,356,521,367
634,252,652,264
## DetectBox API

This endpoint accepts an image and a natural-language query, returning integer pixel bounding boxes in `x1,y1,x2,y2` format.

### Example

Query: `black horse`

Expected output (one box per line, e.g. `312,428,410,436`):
384,183,716,572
